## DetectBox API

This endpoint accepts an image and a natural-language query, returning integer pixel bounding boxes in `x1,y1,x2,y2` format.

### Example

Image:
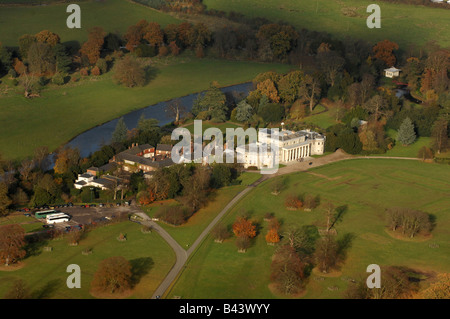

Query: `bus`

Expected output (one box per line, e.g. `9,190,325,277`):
35,210,58,219
47,213,70,224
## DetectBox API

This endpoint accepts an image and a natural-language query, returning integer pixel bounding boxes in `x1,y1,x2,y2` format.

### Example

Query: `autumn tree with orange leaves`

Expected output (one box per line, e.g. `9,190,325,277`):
233,216,257,239
257,79,280,103
143,22,164,48
35,30,60,47
80,27,106,65
372,40,399,67
0,224,26,266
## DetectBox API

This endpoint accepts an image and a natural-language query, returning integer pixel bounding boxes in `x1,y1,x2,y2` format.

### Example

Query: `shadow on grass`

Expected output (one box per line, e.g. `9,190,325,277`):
32,278,63,299
337,232,356,261
24,235,49,258
130,257,154,287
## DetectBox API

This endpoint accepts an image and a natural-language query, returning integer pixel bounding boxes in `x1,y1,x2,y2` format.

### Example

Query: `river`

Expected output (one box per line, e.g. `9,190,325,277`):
65,82,253,158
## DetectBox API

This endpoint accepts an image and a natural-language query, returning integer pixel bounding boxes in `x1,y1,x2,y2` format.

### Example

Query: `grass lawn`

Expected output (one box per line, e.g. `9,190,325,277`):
204,0,450,48
0,221,176,298
303,109,336,129
0,0,180,47
377,129,432,158
0,55,291,160
167,159,450,298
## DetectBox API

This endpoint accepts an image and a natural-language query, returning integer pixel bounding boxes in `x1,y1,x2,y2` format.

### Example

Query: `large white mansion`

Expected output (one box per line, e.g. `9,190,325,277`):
237,128,326,169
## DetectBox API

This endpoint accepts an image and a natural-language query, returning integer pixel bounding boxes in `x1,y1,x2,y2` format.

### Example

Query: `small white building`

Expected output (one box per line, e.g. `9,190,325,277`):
384,67,401,78
74,173,95,189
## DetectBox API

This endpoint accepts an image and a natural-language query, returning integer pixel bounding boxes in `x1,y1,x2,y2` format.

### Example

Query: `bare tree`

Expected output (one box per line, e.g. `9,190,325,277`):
166,99,186,123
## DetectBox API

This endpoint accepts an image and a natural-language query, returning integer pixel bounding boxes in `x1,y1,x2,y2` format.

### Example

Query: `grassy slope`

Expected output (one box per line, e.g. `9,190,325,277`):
204,0,450,48
168,159,450,298
0,56,291,159
0,0,180,47
0,221,176,298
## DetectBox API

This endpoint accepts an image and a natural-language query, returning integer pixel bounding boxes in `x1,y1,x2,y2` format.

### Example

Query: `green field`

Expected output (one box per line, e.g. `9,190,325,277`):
204,0,450,48
0,221,176,298
168,159,450,298
0,0,180,47
0,55,291,160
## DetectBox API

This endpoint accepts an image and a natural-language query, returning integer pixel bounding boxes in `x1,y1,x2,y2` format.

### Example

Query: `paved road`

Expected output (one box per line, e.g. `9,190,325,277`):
134,179,263,299
137,150,421,298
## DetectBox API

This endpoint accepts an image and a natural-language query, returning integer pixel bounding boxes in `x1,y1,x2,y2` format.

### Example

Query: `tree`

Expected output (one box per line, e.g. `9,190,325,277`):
33,145,50,172
363,95,388,121
360,74,375,103
396,117,416,146
27,42,55,75
385,207,431,238
192,82,227,122
210,163,232,188
256,79,280,103
0,44,12,75
181,167,210,212
177,22,195,48
212,223,230,243
137,114,159,133
284,194,302,210
373,40,399,66
419,273,450,299
347,82,362,107
192,23,212,49
277,70,302,104
317,50,345,87
298,73,321,112
18,34,36,60
124,24,144,52
270,244,305,295
53,146,80,175
91,256,132,294
80,27,106,65
0,224,26,266
431,119,448,154
0,182,12,216
143,22,164,47
166,99,186,123
113,55,146,87
417,146,434,161
256,24,298,60
232,216,256,239
266,228,280,245
168,41,180,56
235,100,253,122
111,117,128,144
35,30,60,47
3,279,31,299
345,266,417,299
314,233,339,273
303,194,319,210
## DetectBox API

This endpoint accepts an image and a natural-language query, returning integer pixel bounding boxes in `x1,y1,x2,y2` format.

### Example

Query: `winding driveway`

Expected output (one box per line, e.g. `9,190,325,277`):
135,150,421,299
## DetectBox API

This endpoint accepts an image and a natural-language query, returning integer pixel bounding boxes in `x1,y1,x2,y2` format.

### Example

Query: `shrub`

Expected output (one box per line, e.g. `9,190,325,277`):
158,46,169,57
80,68,89,76
91,66,101,76
154,206,190,226
303,194,319,210
285,194,303,210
